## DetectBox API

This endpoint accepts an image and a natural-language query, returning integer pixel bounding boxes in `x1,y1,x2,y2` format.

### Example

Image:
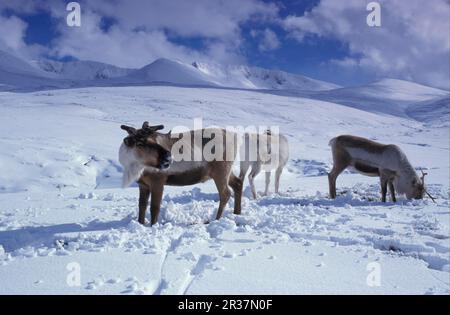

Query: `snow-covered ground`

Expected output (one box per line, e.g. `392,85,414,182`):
0,83,449,294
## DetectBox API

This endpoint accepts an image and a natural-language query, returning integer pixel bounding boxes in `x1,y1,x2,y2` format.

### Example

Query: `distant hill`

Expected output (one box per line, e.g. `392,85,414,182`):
307,78,450,117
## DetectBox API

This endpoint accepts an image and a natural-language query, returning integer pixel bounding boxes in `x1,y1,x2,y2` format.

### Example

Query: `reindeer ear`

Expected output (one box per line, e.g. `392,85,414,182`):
121,125,136,135
142,121,150,129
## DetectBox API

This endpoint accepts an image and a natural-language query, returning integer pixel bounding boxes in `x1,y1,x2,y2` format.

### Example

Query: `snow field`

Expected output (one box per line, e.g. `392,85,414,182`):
0,85,448,294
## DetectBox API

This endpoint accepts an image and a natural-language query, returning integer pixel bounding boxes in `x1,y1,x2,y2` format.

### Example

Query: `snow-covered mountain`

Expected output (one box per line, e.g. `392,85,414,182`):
1,50,448,123
123,58,215,87
122,58,340,91
0,50,49,77
34,59,133,80
0,50,61,90
0,50,340,91
191,61,340,91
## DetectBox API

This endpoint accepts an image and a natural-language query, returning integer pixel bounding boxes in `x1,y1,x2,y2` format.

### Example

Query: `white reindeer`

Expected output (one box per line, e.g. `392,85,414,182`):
328,135,435,202
239,130,289,199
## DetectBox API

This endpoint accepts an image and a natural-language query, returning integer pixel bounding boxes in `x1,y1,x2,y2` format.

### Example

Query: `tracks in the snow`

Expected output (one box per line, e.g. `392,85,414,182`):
153,231,213,295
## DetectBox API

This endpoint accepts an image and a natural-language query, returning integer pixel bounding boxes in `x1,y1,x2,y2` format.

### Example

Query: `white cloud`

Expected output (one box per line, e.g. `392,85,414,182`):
0,0,278,68
50,0,278,67
87,0,278,39
51,10,199,68
251,28,280,52
0,14,48,60
0,15,27,52
282,0,450,89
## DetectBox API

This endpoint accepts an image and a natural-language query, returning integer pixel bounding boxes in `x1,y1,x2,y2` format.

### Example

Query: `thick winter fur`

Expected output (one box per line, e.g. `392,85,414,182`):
328,135,424,201
119,143,145,188
239,131,289,199
119,124,243,225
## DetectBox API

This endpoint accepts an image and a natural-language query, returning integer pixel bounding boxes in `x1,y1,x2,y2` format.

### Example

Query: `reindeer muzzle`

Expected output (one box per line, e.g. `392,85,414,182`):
160,151,173,170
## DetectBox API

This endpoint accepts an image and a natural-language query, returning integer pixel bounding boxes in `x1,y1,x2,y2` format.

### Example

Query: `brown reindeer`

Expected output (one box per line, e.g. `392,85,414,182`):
328,135,435,202
119,122,243,225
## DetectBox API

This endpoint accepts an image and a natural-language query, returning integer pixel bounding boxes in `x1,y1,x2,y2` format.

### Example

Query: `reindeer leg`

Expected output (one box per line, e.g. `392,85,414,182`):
328,164,346,199
213,175,231,220
228,173,243,215
149,180,164,226
239,161,250,182
329,146,350,199
138,183,150,225
248,163,261,199
263,171,271,196
389,181,396,202
380,174,388,203
274,166,283,194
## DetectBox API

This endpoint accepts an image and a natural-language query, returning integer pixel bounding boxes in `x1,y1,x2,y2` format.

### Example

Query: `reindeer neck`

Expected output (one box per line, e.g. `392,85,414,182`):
397,154,417,177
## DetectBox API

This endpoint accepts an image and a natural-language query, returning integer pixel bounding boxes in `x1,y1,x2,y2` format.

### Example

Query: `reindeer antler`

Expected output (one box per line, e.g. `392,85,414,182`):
142,121,164,131
420,169,428,182
120,125,137,135
151,125,164,131
425,191,437,203
421,169,437,203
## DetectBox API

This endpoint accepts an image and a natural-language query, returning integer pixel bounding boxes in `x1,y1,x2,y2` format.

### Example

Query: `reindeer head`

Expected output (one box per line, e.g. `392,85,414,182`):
405,170,436,202
120,122,171,170
408,175,425,200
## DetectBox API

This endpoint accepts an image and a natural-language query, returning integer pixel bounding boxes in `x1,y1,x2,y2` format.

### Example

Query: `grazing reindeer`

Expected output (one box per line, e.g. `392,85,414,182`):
119,122,243,225
239,130,289,199
328,135,435,202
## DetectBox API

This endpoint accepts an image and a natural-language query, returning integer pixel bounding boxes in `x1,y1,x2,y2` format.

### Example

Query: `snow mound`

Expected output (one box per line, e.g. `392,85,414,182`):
309,78,450,118
406,96,450,126
124,58,215,87
356,79,449,102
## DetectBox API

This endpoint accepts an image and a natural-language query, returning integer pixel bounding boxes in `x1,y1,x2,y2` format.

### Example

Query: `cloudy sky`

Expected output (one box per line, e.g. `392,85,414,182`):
0,0,449,89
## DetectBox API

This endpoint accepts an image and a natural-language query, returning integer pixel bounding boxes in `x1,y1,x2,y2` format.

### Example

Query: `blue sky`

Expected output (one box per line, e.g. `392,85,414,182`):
0,0,449,89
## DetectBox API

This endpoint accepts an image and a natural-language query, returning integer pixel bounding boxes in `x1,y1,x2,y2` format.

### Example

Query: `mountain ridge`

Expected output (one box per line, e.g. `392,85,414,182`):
1,50,342,91
0,49,448,123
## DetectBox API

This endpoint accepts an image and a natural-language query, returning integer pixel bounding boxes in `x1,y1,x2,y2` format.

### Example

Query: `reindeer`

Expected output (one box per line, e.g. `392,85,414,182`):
119,122,243,225
239,130,289,199
328,135,435,202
